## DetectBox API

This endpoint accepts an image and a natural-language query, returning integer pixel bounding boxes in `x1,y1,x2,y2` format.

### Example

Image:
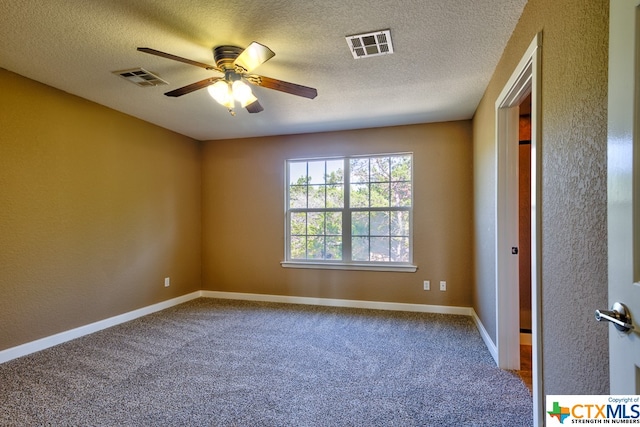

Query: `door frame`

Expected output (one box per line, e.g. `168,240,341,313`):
607,0,640,394
495,33,543,425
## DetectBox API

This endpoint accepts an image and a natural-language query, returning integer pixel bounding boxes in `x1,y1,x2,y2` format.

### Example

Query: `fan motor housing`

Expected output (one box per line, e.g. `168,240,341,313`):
213,45,243,70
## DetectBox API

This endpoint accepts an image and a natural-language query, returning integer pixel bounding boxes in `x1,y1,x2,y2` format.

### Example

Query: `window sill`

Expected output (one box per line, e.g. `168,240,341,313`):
280,261,417,273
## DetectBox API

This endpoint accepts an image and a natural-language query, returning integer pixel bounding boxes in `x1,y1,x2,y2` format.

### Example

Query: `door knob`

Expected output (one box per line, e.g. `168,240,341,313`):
595,302,634,333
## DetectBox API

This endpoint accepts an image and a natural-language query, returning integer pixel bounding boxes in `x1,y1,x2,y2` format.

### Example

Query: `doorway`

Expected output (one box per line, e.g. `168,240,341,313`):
495,33,543,425
517,94,532,391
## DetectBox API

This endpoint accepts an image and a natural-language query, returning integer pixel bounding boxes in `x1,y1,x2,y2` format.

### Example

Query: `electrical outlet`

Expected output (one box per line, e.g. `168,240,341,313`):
439,281,446,291
164,277,170,287
423,280,430,291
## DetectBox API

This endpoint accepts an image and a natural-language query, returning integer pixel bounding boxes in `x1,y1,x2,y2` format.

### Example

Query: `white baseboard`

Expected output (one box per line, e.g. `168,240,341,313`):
201,291,473,316
0,291,201,364
470,308,498,365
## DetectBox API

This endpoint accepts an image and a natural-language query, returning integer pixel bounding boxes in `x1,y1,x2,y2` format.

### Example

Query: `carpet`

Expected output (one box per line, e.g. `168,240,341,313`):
0,298,532,426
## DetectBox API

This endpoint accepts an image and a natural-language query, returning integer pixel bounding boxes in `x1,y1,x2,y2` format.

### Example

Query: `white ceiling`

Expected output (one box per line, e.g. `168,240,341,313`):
0,0,527,141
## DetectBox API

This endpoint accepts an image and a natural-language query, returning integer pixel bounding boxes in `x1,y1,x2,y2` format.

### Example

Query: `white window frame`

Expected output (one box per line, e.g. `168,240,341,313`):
281,153,417,272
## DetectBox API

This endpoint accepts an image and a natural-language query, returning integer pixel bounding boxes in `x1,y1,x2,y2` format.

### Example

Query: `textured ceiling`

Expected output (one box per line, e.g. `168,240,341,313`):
0,0,527,141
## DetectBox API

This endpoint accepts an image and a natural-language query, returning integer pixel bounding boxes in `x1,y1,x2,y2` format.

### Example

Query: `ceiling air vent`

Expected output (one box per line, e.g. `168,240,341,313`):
113,68,168,87
345,29,394,59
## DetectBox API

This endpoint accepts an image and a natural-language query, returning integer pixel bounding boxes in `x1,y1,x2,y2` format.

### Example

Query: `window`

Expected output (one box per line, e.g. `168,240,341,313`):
284,153,415,272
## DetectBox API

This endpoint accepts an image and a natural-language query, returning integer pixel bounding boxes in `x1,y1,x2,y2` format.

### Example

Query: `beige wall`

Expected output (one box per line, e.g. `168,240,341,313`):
0,69,202,351
202,122,474,306
473,0,609,394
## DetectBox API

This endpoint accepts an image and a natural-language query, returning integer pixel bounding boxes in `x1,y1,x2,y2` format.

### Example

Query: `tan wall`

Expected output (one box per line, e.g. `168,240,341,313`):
472,0,609,394
202,121,473,306
0,69,202,351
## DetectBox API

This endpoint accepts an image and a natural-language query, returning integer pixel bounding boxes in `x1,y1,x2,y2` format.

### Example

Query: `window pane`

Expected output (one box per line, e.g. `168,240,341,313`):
308,184,325,209
326,212,342,235
326,160,344,184
370,182,390,207
325,236,342,260
370,237,390,261
291,212,306,235
307,236,325,259
351,212,369,236
307,212,325,235
289,162,308,185
391,156,411,181
370,157,390,182
352,236,369,261
289,185,307,208
350,158,369,183
391,237,409,262
326,184,343,208
350,183,369,208
391,182,411,207
370,211,390,236
308,161,325,184
290,236,306,259
390,211,409,236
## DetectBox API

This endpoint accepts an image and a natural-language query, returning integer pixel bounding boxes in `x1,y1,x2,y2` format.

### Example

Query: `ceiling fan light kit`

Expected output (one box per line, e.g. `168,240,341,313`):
137,41,317,116
207,78,258,115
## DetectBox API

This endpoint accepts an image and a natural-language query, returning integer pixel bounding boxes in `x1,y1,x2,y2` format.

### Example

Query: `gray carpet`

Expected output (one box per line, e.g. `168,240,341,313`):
0,298,532,426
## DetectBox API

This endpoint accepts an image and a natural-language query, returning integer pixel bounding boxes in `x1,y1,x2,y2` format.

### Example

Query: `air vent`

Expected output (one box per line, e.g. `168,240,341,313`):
113,68,168,87
345,29,394,59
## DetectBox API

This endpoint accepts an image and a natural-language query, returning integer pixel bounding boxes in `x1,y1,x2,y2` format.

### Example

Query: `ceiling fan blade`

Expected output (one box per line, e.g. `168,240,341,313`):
137,47,219,71
233,42,275,73
245,100,264,113
247,75,318,99
165,77,222,97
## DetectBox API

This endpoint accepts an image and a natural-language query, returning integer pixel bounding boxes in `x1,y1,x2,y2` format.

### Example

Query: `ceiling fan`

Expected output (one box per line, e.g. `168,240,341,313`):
138,42,317,115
